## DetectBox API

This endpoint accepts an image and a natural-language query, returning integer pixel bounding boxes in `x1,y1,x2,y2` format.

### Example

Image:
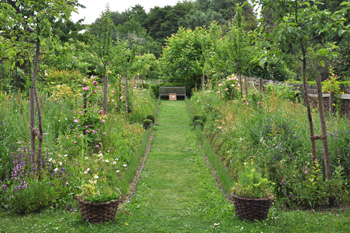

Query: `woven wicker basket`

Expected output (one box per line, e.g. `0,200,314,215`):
77,188,121,223
231,193,273,221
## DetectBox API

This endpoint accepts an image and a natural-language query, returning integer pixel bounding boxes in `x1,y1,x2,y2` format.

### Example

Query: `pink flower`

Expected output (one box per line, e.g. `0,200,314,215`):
83,78,86,82
93,81,97,85
74,141,77,144
245,100,249,106
231,84,235,87
78,111,83,114
92,130,95,133
238,84,241,87
74,117,76,119
74,119,78,123
217,91,220,94
101,120,105,124
91,76,94,79
85,130,89,133
97,129,100,132
112,90,115,93
99,110,103,114
225,88,229,91
120,96,124,100
218,83,222,86
95,145,99,148
258,101,262,105
83,87,88,91
94,90,97,94
103,132,106,135
78,134,82,138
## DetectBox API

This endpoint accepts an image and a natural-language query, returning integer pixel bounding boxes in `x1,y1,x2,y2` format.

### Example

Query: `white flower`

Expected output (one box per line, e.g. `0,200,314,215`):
48,158,52,162
94,175,99,179
85,157,88,160
54,168,58,172
98,153,103,157
112,161,117,165
123,164,127,168
64,154,68,157
116,170,120,173
52,160,56,164
59,161,62,166
104,159,110,163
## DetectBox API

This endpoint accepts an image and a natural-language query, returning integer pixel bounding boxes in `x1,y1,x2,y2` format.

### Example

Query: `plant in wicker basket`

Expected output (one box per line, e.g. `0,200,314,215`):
231,159,275,221
77,169,122,223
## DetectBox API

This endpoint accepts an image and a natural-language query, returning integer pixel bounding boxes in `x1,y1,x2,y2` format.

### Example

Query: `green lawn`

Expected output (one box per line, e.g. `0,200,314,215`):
1,100,350,232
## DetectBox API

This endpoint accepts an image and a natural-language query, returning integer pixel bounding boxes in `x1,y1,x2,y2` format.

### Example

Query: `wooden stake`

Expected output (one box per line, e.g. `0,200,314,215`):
316,76,331,180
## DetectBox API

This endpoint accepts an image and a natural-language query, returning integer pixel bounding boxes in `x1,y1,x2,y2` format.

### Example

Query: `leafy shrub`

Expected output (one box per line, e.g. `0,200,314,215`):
233,159,274,198
146,115,155,123
265,83,299,102
143,119,153,130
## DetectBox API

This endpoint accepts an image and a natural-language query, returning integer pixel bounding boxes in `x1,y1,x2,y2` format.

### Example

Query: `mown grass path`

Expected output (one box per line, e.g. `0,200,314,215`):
114,100,232,232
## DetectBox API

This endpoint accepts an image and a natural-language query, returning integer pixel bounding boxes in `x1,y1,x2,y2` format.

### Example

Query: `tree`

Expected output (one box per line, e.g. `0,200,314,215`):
161,27,207,86
2,0,76,179
94,6,115,114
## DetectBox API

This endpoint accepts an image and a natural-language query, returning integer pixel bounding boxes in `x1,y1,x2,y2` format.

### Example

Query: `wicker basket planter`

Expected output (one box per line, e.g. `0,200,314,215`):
77,189,121,223
231,193,273,221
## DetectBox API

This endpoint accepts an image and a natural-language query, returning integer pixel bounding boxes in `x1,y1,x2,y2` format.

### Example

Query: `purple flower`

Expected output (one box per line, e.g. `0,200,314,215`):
95,145,99,148
83,87,88,91
289,152,294,161
85,130,89,133
93,81,97,85
1,184,7,190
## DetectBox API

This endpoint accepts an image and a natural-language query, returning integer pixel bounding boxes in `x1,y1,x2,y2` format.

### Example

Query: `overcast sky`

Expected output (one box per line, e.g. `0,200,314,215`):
71,0,183,24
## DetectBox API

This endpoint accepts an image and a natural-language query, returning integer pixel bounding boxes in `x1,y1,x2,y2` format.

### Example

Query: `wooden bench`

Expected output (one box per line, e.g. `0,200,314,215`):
159,87,186,100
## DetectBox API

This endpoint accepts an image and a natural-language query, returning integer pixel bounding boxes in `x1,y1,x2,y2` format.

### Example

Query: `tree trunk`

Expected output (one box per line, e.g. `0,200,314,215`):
30,88,36,165
202,74,205,90
103,64,108,114
125,69,128,115
32,36,44,180
301,46,317,165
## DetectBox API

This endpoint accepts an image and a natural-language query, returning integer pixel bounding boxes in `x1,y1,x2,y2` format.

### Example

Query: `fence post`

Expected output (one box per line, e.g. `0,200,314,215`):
259,78,263,93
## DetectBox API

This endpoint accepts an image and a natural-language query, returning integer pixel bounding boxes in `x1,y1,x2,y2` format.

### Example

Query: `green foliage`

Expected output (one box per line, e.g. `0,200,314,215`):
2,179,60,214
265,84,299,102
161,27,207,84
142,119,153,130
146,115,155,123
233,159,275,198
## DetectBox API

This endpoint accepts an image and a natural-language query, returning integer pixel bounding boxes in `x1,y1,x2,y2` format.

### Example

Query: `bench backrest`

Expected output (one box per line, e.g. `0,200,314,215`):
159,87,186,96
